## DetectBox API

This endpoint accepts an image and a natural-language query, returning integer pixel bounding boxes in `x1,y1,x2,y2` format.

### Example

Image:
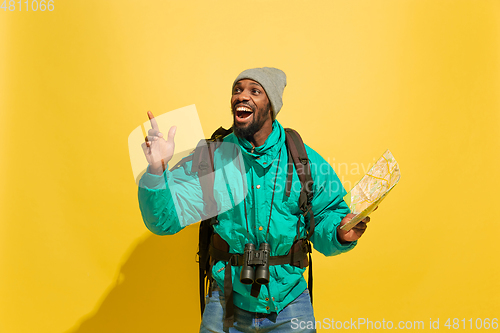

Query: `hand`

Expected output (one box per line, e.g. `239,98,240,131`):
337,214,370,244
141,111,177,175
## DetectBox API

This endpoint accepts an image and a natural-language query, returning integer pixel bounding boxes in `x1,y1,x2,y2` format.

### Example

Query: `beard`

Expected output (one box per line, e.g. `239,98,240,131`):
232,101,271,141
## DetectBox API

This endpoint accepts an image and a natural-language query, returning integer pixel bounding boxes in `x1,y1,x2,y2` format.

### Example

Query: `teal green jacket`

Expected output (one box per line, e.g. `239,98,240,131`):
138,120,355,314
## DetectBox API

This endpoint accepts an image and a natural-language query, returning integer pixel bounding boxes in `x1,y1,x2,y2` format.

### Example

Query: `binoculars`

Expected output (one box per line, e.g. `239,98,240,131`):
240,243,270,285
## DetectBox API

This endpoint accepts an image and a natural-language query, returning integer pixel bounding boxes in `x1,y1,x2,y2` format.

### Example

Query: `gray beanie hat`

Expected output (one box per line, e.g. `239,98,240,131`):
232,67,287,117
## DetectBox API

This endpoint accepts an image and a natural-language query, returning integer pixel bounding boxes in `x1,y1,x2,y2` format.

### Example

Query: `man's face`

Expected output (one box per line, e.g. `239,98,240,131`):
231,79,272,140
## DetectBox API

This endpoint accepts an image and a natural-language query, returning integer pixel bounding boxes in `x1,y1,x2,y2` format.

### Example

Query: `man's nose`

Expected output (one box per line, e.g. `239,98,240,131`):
238,90,250,101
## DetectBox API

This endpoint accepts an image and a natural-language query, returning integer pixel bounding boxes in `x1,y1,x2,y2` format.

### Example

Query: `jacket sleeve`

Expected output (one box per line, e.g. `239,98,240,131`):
305,146,357,256
137,159,204,235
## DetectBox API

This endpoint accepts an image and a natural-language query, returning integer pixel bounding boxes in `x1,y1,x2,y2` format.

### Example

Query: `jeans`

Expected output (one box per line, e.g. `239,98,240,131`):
199,288,316,333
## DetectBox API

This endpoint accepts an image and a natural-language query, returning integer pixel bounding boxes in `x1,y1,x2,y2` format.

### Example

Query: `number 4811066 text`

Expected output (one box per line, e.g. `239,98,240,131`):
1,0,55,11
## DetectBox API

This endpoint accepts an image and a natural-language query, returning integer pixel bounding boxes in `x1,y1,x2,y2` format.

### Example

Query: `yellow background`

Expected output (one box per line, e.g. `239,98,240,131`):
1,1,499,332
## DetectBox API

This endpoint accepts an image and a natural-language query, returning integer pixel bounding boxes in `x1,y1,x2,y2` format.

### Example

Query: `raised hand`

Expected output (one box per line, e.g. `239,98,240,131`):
141,111,177,175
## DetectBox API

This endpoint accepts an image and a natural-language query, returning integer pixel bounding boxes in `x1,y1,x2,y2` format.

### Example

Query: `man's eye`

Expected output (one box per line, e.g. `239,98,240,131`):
234,88,242,93
252,89,260,94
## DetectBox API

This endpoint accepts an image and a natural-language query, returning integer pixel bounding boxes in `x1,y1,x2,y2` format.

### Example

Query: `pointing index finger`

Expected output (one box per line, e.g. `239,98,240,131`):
147,111,159,131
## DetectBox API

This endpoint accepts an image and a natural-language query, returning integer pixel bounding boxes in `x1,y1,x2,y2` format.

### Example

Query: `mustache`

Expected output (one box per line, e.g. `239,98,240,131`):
232,101,255,112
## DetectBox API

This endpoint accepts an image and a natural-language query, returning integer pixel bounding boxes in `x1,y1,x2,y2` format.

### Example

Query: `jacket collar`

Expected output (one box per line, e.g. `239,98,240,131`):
236,120,285,166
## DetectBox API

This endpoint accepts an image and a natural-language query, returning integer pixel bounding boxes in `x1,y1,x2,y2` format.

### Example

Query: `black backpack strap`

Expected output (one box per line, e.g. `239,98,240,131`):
190,127,233,318
284,128,315,240
193,140,217,317
285,128,315,304
198,217,215,316
285,147,294,197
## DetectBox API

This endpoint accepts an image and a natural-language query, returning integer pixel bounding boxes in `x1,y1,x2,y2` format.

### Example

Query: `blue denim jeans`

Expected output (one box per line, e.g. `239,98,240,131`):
199,288,316,332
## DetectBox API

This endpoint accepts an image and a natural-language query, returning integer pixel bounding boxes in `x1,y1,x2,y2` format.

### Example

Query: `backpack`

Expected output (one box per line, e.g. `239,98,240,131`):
172,126,315,318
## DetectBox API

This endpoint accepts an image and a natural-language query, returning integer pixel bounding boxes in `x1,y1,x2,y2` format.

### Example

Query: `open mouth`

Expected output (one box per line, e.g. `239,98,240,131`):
235,105,253,122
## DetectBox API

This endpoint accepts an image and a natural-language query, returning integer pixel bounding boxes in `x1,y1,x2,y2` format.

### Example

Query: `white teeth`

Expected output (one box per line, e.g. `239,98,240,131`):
236,107,252,112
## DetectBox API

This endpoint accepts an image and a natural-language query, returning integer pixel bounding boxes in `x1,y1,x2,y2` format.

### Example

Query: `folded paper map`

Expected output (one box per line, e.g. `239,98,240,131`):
340,150,401,232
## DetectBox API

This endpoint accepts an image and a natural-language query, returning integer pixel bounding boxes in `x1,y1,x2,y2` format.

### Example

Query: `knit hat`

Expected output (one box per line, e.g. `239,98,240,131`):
232,67,287,118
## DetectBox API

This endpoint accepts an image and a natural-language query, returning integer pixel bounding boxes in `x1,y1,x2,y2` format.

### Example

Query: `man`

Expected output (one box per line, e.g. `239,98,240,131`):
138,67,370,332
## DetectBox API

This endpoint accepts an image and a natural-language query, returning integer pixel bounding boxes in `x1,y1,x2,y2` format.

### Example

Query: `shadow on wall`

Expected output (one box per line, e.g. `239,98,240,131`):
67,224,201,333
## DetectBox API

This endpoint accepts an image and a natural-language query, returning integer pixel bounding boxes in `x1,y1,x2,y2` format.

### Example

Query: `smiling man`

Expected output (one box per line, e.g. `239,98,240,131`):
138,67,370,332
